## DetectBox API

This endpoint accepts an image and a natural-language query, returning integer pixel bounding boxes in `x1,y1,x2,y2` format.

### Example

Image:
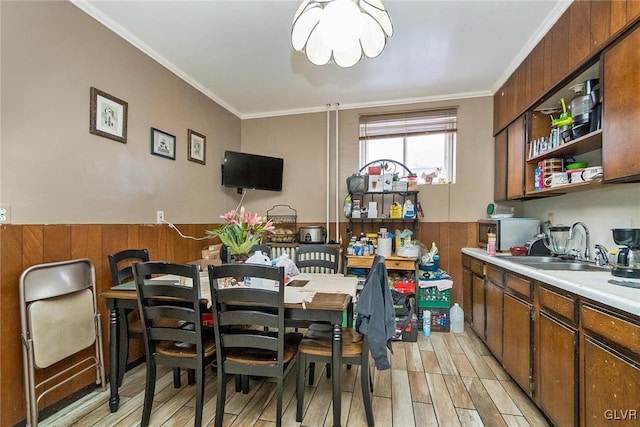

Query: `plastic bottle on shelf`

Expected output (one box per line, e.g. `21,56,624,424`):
487,232,497,256
422,310,431,337
450,303,464,333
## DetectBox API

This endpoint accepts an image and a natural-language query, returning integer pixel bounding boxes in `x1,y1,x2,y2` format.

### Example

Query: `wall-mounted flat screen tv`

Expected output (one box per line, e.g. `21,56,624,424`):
221,150,284,191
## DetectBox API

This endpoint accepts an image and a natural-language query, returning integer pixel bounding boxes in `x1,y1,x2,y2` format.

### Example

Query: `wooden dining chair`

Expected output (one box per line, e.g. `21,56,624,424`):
132,261,216,427
107,249,150,384
295,257,390,426
207,263,301,427
295,244,340,274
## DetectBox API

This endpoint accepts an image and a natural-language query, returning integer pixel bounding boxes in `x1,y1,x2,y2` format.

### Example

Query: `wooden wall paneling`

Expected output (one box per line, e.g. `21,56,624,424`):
71,225,105,389
41,225,74,408
591,0,612,50
569,0,593,67
1,225,26,424
126,224,140,252
447,223,468,306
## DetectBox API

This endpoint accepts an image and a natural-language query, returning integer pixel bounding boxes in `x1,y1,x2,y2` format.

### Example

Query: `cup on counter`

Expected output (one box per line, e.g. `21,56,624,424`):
582,166,603,181
544,172,569,187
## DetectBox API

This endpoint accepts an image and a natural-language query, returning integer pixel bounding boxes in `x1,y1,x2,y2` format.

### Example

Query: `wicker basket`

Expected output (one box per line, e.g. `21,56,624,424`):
266,204,298,243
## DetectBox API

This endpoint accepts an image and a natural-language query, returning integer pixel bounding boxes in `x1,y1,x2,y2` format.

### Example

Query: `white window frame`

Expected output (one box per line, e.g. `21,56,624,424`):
359,108,458,184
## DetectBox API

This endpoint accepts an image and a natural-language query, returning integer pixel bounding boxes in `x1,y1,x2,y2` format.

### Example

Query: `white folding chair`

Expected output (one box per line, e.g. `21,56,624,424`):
19,258,106,427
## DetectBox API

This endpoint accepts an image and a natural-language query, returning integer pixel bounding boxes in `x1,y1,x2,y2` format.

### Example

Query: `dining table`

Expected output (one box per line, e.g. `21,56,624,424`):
101,271,359,427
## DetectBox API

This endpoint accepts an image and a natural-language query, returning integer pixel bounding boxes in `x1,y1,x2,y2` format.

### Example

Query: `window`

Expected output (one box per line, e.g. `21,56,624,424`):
359,108,457,184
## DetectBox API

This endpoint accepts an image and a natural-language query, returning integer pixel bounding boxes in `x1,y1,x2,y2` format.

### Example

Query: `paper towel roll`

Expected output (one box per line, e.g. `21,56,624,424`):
377,238,392,257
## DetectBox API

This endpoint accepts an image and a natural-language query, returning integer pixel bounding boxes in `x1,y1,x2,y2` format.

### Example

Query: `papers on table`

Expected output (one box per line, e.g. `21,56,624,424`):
418,279,453,291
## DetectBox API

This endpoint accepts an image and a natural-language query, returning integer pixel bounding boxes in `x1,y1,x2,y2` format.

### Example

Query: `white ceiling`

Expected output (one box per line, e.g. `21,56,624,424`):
72,0,571,119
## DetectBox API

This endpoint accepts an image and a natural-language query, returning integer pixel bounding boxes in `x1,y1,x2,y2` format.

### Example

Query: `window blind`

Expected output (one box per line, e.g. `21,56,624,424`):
359,107,458,141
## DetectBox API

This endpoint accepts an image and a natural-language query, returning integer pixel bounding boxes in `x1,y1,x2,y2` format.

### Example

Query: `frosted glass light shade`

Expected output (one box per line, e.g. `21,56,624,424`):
291,0,393,68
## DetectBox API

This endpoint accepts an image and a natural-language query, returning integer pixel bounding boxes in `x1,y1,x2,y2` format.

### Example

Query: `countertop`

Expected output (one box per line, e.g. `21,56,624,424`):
462,248,640,317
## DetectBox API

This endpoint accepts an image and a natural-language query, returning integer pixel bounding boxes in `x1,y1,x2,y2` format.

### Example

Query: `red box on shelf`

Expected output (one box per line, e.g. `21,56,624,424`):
394,280,416,294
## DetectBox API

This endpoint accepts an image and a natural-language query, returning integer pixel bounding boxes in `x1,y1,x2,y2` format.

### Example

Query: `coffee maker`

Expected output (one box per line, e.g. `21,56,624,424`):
611,228,640,279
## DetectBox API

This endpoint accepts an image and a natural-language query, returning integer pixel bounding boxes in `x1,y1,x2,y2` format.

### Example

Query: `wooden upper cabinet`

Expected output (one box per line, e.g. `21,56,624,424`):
591,0,612,50
506,116,526,199
569,0,592,68
602,23,640,182
627,0,640,22
550,10,571,85
494,129,507,202
527,40,545,106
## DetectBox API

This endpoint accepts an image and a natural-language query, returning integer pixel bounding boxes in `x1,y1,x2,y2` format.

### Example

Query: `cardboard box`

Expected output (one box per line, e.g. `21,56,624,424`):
382,173,393,191
368,175,383,192
202,244,222,262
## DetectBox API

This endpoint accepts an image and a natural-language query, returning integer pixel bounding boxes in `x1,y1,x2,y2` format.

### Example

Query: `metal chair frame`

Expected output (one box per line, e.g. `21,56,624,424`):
19,258,106,427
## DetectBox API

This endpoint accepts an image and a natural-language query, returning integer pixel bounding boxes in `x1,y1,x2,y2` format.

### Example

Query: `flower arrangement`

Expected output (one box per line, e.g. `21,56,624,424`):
207,207,275,255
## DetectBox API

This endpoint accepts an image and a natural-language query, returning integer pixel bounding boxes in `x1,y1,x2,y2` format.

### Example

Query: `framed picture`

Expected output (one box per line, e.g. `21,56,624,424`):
187,129,206,165
89,87,128,143
150,127,176,160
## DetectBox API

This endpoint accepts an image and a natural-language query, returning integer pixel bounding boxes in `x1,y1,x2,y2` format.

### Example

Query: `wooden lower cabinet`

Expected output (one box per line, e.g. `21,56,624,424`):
503,293,532,393
462,266,473,322
582,338,640,426
485,280,504,360
538,312,578,426
471,274,485,339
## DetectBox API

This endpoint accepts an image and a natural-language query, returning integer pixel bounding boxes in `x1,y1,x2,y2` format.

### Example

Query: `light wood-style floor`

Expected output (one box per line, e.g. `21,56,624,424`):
40,327,550,427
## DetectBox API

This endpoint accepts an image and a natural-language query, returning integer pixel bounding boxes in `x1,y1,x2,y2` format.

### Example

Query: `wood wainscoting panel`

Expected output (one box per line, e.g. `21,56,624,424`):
0,223,217,426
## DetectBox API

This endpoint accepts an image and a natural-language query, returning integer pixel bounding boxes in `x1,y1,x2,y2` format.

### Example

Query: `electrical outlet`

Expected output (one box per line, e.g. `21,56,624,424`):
156,210,164,224
0,204,11,224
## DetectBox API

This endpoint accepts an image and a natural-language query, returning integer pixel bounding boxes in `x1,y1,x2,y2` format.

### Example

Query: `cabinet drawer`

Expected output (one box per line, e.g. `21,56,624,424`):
470,258,484,276
486,264,504,287
505,273,532,300
539,286,577,324
581,304,640,353
346,255,415,270
462,254,471,269
384,257,416,270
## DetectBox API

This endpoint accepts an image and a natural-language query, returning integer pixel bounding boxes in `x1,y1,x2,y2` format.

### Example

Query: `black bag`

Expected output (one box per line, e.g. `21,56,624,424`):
347,173,367,194
391,290,412,316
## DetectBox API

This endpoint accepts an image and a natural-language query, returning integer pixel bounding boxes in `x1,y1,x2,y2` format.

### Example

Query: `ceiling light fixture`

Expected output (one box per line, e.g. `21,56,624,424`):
291,0,393,68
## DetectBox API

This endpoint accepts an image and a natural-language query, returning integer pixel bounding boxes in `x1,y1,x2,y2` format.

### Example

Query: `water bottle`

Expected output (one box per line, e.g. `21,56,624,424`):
450,303,464,333
422,310,431,337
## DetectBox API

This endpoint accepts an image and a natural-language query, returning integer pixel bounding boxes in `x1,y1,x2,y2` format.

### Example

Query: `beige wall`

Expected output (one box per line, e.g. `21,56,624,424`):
1,1,241,225
241,97,496,226
2,2,496,228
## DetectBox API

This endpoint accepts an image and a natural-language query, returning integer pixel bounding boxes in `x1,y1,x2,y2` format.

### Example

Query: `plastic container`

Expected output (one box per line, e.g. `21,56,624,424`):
422,310,431,337
487,232,497,256
450,303,464,333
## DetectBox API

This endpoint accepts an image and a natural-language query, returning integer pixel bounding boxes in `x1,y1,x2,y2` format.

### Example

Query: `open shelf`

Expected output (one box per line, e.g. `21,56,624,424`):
527,130,602,163
525,178,604,196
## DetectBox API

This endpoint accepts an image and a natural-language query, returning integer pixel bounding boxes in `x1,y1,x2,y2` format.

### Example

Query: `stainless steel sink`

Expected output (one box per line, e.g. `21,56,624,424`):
507,256,609,272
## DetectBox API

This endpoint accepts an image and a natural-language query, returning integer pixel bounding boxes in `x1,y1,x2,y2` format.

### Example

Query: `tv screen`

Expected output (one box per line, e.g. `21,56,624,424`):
221,150,284,191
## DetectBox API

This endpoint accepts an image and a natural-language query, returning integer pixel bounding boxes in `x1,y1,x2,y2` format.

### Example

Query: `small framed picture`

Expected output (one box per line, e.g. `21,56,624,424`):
150,127,176,160
89,87,128,143
188,129,206,165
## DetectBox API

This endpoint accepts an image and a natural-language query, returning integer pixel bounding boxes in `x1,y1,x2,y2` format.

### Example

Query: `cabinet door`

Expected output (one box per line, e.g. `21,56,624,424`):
471,274,485,340
603,23,640,182
494,129,508,201
569,0,592,68
506,116,526,199
485,280,504,360
462,267,473,323
583,337,640,426
503,293,532,393
550,10,572,85
538,312,578,427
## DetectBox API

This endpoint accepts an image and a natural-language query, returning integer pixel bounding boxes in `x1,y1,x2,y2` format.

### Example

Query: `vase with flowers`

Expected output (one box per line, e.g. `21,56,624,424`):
207,207,275,262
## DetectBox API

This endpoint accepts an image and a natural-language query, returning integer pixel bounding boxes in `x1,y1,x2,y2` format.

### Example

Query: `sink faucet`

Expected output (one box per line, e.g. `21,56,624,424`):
569,222,590,261
594,244,609,266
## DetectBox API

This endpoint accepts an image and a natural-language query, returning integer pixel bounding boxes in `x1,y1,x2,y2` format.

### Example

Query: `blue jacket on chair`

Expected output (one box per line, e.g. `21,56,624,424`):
356,255,395,370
